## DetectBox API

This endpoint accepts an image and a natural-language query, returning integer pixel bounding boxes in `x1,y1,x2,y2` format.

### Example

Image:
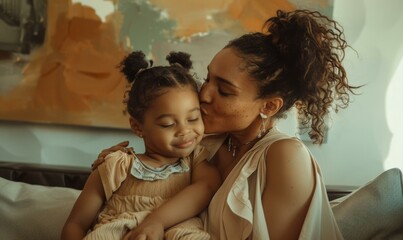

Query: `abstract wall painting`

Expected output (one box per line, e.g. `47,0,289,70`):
0,0,333,129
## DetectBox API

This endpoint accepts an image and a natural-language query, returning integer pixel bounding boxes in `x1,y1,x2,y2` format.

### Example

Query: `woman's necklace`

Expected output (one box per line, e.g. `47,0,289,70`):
227,127,273,158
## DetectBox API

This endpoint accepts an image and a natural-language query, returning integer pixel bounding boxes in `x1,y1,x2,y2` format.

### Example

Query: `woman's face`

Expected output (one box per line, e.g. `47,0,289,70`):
200,47,263,134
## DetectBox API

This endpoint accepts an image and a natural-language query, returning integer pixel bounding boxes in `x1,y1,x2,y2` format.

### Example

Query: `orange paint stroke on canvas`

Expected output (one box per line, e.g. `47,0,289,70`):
148,0,295,38
1,0,130,128
30,1,128,111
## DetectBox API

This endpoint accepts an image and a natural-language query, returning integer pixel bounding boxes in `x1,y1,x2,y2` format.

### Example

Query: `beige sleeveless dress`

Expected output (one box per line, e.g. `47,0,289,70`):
201,127,343,240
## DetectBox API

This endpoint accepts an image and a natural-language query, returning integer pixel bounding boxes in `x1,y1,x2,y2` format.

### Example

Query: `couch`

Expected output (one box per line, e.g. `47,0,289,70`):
0,161,355,199
0,161,402,240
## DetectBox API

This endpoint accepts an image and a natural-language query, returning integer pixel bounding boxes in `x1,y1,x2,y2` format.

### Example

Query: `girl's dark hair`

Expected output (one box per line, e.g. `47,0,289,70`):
226,9,360,144
119,51,198,122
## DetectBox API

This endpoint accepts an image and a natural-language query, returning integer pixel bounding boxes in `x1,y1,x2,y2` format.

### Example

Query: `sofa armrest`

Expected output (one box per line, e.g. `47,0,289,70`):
326,185,357,201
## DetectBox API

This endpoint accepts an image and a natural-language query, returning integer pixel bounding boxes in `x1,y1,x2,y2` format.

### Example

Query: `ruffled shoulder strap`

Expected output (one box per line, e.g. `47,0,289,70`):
207,128,292,239
98,150,133,200
226,128,291,223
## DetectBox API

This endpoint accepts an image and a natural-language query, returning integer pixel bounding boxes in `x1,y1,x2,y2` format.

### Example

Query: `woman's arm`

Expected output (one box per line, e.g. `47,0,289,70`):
262,139,315,240
61,170,105,240
128,160,221,239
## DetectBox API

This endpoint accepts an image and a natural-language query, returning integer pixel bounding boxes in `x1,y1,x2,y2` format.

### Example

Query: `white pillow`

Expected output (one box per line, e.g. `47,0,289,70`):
331,168,403,240
0,177,80,240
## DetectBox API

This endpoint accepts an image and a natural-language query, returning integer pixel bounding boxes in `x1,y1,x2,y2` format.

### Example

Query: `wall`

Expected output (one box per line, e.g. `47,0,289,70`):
309,0,403,186
1,0,402,186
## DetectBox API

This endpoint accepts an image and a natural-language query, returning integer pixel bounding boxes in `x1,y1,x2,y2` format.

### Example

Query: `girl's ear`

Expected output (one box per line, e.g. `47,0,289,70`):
129,117,144,138
261,97,283,117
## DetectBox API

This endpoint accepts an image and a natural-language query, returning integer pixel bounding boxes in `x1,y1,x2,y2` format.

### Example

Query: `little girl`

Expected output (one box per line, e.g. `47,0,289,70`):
62,51,221,240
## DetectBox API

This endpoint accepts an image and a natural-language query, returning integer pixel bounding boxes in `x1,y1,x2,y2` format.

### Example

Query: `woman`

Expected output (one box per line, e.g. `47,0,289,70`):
93,9,358,239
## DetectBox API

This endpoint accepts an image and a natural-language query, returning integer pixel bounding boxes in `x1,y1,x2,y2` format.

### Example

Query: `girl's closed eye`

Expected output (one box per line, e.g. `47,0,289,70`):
188,117,199,122
159,122,175,128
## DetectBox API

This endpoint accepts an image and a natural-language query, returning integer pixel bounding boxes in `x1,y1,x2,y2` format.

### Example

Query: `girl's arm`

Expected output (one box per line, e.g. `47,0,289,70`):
61,169,105,240
262,139,315,240
128,159,221,239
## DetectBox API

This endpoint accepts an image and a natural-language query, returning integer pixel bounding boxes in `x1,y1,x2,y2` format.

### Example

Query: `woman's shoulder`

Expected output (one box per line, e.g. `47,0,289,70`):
262,128,313,177
266,137,311,165
263,128,308,157
264,137,314,190
268,137,307,153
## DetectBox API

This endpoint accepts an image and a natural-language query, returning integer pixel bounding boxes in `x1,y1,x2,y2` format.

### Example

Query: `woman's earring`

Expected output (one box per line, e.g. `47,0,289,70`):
260,112,268,119
258,113,268,138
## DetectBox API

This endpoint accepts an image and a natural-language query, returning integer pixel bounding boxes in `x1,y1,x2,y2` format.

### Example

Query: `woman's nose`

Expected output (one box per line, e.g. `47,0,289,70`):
199,82,211,103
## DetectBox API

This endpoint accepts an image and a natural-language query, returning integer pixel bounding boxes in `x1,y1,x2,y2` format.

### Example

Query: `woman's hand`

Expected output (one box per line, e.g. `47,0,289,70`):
123,220,164,240
91,141,133,170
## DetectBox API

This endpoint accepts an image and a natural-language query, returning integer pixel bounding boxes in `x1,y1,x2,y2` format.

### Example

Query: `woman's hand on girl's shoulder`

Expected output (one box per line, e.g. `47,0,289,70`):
91,141,133,170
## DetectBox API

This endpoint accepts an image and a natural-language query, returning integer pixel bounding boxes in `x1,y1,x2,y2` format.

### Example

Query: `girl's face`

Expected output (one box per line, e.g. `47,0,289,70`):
199,47,263,134
133,86,204,158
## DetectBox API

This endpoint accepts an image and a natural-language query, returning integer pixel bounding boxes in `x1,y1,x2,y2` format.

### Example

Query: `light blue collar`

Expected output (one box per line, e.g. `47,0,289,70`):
130,156,190,181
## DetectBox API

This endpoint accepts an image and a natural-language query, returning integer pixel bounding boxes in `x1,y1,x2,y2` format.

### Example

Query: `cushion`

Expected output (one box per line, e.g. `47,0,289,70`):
331,168,403,240
0,177,80,240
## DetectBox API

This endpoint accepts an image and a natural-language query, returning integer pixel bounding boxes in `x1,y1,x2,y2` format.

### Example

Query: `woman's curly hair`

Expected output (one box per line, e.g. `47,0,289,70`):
226,9,360,144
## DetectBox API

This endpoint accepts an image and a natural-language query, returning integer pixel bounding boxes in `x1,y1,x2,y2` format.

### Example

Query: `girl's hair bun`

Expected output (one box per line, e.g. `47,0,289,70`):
166,51,192,70
119,51,149,83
